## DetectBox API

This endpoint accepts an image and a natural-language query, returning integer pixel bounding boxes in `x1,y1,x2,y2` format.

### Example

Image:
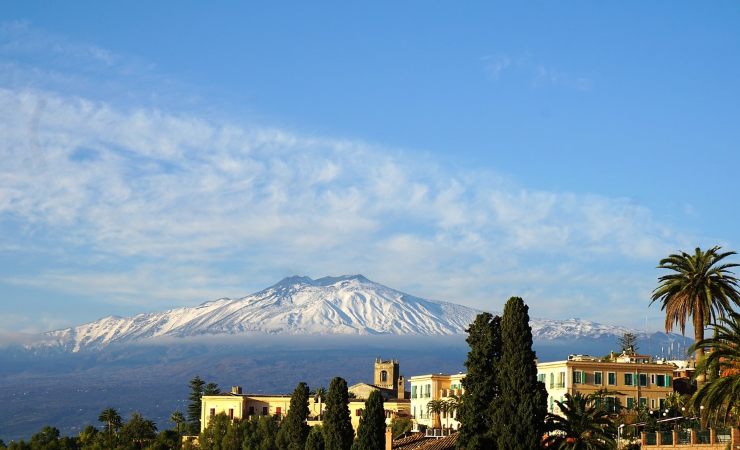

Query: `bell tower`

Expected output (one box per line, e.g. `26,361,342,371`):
374,357,400,390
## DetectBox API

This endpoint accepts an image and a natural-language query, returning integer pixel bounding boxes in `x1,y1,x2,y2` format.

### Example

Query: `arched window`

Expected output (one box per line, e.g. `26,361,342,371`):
381,370,388,383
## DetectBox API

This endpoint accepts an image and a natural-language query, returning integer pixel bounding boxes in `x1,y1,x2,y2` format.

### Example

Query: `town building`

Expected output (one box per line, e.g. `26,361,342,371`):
408,372,464,430
200,358,411,433
536,353,676,415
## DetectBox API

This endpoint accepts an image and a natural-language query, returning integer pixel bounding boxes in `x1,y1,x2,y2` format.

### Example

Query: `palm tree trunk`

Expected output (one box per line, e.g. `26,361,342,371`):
694,307,706,387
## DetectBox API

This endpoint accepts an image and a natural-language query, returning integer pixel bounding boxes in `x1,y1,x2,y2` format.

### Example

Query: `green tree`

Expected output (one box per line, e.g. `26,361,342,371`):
390,417,412,439
352,390,385,450
146,429,181,450
170,411,186,435
651,246,740,384
222,419,247,450
322,377,354,450
690,312,740,421
98,408,122,448
29,426,61,450
276,382,310,450
426,400,445,429
305,426,325,450
543,393,617,450
446,394,462,428
204,382,221,395
188,376,207,434
493,297,547,450
243,416,279,450
120,412,157,449
618,332,639,355
78,425,98,448
457,312,501,450
200,413,231,450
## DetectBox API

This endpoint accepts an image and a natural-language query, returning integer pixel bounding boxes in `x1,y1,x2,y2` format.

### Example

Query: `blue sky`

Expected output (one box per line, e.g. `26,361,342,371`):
1,2,739,335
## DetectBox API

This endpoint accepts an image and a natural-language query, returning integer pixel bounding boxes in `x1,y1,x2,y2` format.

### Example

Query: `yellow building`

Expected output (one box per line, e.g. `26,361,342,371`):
536,353,676,415
408,373,464,430
201,359,411,433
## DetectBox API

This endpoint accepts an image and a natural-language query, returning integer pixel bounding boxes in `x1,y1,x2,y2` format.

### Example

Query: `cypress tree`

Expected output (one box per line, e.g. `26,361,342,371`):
352,390,385,450
188,375,206,433
305,426,326,450
493,297,547,450
457,313,501,450
322,377,354,450
276,382,311,450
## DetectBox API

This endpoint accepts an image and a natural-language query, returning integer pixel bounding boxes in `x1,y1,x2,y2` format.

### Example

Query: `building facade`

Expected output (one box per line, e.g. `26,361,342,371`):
408,373,464,430
536,354,676,415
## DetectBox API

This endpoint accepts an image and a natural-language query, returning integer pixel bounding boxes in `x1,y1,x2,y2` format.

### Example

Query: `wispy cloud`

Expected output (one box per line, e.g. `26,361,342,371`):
482,54,592,91
0,25,689,331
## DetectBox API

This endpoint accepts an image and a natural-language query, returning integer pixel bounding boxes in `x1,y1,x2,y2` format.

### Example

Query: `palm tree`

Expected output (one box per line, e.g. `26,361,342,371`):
426,400,445,429
651,246,740,383
98,407,122,448
314,386,327,420
170,410,186,435
690,312,740,423
543,393,617,450
446,394,462,429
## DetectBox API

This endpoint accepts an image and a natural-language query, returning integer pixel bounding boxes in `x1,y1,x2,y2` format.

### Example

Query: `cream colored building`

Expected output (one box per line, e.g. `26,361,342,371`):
408,373,464,430
536,353,676,415
201,359,411,433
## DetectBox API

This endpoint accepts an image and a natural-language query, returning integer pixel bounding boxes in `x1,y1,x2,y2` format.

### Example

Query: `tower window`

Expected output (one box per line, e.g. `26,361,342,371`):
381,370,388,383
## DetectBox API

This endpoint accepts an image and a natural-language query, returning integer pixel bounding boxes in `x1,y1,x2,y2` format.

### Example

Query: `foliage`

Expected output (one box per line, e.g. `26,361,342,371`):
426,400,445,429
690,312,740,423
543,393,617,450
313,387,327,420
352,390,385,450
204,382,221,395
98,407,122,448
651,246,740,379
618,332,639,354
305,426,325,450
456,312,501,450
492,297,548,450
276,382,310,450
119,412,157,449
170,411,186,435
390,417,412,439
188,376,206,434
242,416,279,450
322,377,354,450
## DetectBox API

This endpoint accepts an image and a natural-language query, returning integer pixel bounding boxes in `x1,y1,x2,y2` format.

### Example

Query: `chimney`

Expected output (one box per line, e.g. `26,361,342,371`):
231,386,242,395
397,375,405,399
385,426,393,450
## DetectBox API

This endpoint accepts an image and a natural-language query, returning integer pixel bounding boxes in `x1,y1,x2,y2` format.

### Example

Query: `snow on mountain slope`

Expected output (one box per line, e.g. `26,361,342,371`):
43,274,639,352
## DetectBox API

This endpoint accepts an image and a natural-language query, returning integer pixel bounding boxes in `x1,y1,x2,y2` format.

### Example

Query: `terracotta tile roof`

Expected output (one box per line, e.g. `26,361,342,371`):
392,432,458,450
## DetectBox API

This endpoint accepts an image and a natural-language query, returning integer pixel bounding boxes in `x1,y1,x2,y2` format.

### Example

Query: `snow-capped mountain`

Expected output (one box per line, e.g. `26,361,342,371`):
43,274,640,352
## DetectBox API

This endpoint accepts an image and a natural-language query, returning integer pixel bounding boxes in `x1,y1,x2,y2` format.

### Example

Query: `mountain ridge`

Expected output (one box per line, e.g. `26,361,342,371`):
42,274,650,352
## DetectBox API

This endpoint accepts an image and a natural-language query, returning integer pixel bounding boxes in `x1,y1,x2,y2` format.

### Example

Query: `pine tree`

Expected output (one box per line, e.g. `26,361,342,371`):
457,312,501,450
493,297,547,450
322,377,354,450
276,382,311,450
204,382,221,395
188,376,206,433
352,390,385,450
618,332,639,354
305,426,326,450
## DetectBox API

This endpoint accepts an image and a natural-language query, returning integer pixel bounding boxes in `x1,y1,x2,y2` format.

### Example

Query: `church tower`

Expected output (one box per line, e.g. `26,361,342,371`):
373,357,400,390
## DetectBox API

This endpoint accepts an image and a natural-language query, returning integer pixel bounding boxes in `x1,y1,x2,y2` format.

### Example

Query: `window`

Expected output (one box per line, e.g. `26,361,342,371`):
413,406,416,418
276,407,281,417
210,408,216,417
627,398,635,409
538,374,546,383
557,372,566,388
228,408,234,419
638,374,648,387
549,373,554,389
425,384,431,398
655,374,666,387
659,399,666,410
639,397,647,408
549,396,554,412
594,371,603,385
608,372,616,386
262,407,268,416
651,374,655,384
412,386,417,399
624,373,634,386
248,406,255,416
381,371,388,383
651,399,656,409
355,409,363,417
573,371,583,384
